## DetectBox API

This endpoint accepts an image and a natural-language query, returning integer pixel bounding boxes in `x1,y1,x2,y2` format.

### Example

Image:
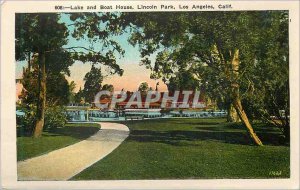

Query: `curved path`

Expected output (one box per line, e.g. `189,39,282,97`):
17,122,129,181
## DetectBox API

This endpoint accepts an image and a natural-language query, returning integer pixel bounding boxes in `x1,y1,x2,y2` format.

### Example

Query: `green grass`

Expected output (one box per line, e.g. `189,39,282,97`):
17,123,100,161
72,118,290,180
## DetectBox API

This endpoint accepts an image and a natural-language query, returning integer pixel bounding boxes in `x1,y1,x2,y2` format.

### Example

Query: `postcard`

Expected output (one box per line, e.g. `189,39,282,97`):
1,0,299,189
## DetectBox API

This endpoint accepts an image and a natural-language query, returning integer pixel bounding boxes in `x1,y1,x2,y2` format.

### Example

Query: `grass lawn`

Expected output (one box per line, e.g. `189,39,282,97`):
72,118,290,180
17,123,100,161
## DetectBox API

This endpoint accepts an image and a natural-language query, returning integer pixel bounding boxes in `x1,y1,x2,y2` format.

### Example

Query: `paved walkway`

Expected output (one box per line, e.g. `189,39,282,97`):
17,122,129,181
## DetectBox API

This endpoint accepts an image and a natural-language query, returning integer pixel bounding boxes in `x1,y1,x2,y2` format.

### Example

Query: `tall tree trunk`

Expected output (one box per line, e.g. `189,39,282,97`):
33,51,46,138
231,49,263,146
227,103,240,122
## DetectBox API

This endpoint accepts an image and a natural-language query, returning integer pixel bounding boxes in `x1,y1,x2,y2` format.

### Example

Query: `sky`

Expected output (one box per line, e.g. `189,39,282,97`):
16,13,168,94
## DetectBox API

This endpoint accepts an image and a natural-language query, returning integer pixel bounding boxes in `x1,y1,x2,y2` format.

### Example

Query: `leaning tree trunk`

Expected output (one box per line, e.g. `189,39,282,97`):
33,51,46,138
231,49,263,146
232,95,263,146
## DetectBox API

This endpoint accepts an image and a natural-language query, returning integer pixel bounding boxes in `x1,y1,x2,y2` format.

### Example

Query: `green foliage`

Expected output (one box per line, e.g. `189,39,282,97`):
102,84,114,92
68,81,77,103
74,87,85,104
101,84,114,99
17,105,36,135
16,13,127,136
17,106,67,133
16,13,73,137
20,68,72,106
44,106,67,130
122,11,289,130
15,13,69,58
138,82,150,93
83,65,103,103
239,11,289,139
167,70,200,92
68,12,125,76
47,73,71,105
20,69,39,106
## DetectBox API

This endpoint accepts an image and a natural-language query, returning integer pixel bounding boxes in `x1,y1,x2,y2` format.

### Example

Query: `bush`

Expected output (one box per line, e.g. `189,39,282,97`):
17,105,67,135
44,106,67,130
16,107,36,136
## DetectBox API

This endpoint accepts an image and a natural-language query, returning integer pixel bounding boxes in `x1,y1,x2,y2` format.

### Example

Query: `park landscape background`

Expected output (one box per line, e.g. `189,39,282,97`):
16,11,290,179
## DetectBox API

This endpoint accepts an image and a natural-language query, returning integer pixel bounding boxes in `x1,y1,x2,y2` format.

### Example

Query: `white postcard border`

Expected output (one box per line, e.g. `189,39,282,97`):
1,1,299,189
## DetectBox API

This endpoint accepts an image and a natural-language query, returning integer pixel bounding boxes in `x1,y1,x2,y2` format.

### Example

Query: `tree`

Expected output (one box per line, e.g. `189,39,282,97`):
16,13,125,137
83,65,103,103
21,71,71,106
121,11,288,145
240,11,289,141
138,82,150,95
74,87,85,104
16,14,70,137
68,81,77,103
46,73,71,106
15,14,34,70
167,69,200,93
19,51,75,106
102,84,114,92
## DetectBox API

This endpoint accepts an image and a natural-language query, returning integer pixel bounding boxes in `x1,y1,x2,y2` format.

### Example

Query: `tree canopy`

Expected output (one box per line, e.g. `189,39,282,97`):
119,11,289,145
16,13,127,137
83,65,103,103
15,11,289,144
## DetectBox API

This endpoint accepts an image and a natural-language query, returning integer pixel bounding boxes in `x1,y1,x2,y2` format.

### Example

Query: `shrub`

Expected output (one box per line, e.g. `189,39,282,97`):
16,105,36,136
17,105,67,135
44,106,67,130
